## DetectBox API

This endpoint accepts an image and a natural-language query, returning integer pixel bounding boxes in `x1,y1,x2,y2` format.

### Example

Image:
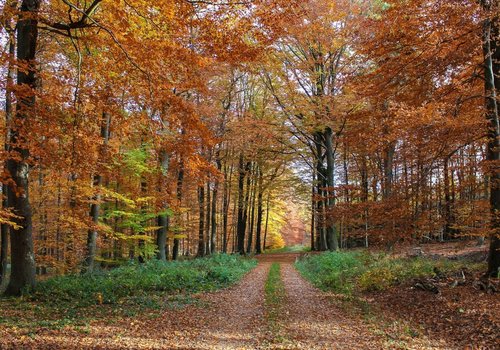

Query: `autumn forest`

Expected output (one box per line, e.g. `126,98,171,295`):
0,0,498,349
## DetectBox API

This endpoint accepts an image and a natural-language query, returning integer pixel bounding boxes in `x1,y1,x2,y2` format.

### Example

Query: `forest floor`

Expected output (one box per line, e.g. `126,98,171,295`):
0,243,497,349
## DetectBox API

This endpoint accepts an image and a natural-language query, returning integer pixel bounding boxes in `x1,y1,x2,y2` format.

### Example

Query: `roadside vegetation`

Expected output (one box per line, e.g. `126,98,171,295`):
0,254,256,330
295,251,485,294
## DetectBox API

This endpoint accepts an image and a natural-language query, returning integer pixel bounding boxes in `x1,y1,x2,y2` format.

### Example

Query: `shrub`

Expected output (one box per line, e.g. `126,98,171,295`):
296,251,480,294
32,254,256,307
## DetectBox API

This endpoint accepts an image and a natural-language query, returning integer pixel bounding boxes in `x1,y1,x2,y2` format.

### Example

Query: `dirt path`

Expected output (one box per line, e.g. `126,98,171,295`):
2,254,388,349
276,263,382,350
2,263,271,350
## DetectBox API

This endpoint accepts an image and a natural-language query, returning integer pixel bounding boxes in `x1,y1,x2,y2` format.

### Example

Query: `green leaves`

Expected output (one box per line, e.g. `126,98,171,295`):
31,254,257,307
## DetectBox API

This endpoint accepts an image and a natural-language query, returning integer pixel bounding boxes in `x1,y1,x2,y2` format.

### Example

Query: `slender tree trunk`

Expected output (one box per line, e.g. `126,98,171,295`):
173,159,184,260
5,0,40,295
255,166,264,254
197,185,205,257
443,157,453,240
156,149,170,261
236,153,246,254
211,155,221,255
1,19,15,286
482,2,500,276
222,158,232,253
137,179,147,263
310,168,316,251
325,128,337,251
205,180,211,254
361,155,369,248
263,192,270,251
383,142,395,199
242,162,252,254
82,112,111,273
246,167,257,254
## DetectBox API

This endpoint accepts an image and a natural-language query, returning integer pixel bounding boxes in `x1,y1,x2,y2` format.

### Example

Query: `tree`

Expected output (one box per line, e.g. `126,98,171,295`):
481,0,500,276
5,0,40,295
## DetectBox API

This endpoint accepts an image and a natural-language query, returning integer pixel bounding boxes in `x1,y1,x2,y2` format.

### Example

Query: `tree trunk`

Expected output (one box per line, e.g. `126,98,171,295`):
156,149,170,261
211,155,221,254
246,166,257,254
236,153,246,254
310,169,316,251
5,0,40,295
482,2,500,276
361,155,369,248
263,192,270,251
173,159,184,260
442,157,454,240
82,112,111,273
1,18,15,286
255,166,264,254
324,127,338,251
222,158,232,253
205,180,211,254
314,135,328,251
197,185,205,257
383,142,396,199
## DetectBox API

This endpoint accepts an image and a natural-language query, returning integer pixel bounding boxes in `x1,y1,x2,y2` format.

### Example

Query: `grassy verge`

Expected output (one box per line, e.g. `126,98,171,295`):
0,254,256,331
264,263,286,342
295,251,484,294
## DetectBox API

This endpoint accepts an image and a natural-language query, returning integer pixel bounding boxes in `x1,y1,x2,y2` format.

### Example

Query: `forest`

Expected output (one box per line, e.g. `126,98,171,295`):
0,0,499,349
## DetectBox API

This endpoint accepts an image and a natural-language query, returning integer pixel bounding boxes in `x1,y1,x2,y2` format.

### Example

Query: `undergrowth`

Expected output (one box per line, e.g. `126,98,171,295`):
265,245,311,254
0,254,256,330
32,254,256,306
295,251,484,294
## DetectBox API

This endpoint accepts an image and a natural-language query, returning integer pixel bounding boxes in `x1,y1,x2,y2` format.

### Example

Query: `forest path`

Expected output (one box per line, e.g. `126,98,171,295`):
7,262,270,350
6,254,386,349
271,261,383,349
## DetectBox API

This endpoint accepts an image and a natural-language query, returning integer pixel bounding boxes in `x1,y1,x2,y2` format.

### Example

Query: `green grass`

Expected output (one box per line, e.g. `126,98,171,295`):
32,254,256,306
264,263,286,342
0,254,256,331
264,245,311,254
295,250,484,294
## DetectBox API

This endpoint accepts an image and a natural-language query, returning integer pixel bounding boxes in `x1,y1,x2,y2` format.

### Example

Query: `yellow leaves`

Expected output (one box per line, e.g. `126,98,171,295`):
96,292,104,305
101,188,135,207
0,209,23,230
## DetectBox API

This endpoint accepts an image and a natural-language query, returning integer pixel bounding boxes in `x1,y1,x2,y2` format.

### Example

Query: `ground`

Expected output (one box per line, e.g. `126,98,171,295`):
0,243,498,349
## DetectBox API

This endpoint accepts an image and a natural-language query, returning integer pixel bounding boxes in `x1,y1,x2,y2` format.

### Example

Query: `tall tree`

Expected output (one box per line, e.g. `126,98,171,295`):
5,0,40,295
482,0,500,276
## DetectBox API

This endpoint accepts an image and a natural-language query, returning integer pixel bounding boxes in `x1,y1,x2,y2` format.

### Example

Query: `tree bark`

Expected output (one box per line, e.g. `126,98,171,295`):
5,0,40,295
205,180,211,254
310,168,316,251
263,192,270,251
324,127,338,251
211,155,221,254
222,157,232,253
236,153,246,254
255,166,264,254
1,17,15,286
383,142,396,199
197,185,205,257
315,134,327,251
156,149,170,261
82,112,111,273
482,2,500,276
246,166,257,254
173,159,184,260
